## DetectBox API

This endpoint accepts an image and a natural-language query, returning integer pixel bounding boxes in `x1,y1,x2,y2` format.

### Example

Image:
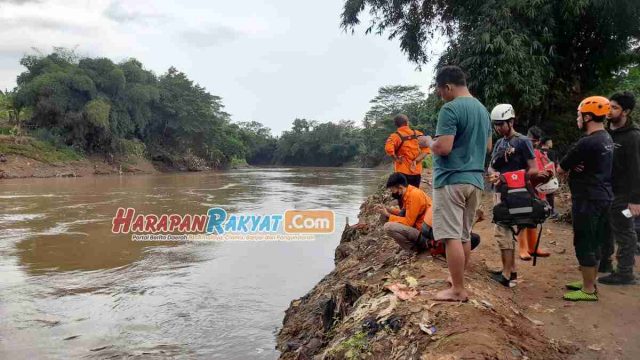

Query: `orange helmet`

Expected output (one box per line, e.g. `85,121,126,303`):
578,96,610,117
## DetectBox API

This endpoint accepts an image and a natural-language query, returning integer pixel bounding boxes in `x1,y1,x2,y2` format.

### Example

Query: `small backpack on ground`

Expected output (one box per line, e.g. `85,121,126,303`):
417,223,480,257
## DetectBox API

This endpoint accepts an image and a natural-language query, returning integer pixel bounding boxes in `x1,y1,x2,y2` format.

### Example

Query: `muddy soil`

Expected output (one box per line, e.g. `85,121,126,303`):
277,170,640,360
0,153,158,178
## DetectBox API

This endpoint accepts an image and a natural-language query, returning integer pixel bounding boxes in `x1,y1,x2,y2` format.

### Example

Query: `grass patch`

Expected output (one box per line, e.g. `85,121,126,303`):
0,136,82,164
331,331,369,360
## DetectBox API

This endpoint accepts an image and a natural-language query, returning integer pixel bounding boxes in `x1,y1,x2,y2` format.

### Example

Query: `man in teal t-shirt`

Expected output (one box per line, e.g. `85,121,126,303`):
420,65,492,302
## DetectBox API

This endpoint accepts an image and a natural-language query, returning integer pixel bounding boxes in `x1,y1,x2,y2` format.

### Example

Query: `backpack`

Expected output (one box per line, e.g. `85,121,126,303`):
492,169,551,229
394,130,419,153
417,223,480,257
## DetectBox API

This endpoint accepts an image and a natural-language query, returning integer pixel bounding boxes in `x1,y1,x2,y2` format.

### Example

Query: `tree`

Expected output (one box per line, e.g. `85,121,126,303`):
342,0,640,134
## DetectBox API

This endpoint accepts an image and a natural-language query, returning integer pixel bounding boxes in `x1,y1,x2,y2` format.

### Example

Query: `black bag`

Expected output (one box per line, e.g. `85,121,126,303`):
492,170,551,228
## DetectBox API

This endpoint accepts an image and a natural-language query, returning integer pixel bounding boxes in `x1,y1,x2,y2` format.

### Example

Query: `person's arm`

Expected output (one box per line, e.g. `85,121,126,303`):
487,135,493,154
428,105,457,156
522,139,539,178
558,141,582,175
389,195,419,227
385,133,401,160
428,135,454,156
526,158,539,178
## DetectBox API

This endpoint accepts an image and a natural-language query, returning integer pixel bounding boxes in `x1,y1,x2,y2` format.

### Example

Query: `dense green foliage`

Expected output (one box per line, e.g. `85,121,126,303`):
9,50,252,168
341,0,640,144
5,53,435,168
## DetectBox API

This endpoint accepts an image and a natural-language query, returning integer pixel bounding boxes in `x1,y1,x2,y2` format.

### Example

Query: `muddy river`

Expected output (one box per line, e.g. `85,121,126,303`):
0,167,386,359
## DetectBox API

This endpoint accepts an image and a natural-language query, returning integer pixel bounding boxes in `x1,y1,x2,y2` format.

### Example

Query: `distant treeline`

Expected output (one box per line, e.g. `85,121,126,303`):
0,49,438,168
2,48,638,169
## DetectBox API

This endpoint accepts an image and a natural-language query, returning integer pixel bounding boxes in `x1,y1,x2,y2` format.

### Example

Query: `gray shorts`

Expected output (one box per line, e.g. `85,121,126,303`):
433,184,482,242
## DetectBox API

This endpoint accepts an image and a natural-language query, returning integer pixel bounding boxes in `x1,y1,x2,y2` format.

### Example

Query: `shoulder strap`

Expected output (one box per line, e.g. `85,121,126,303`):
395,130,419,152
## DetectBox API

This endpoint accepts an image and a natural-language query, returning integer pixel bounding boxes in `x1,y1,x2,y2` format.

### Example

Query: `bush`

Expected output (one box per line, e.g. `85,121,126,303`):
113,138,146,159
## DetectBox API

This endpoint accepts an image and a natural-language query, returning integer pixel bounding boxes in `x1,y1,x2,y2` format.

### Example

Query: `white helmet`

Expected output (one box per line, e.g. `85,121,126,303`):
491,104,516,121
536,177,559,194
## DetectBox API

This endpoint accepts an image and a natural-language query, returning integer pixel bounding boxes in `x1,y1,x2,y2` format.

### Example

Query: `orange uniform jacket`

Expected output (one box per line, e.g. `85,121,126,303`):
385,126,431,176
389,185,432,230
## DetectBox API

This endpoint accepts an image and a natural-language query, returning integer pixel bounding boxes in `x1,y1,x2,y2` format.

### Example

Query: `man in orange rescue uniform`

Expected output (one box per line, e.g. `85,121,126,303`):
376,173,430,252
385,114,430,189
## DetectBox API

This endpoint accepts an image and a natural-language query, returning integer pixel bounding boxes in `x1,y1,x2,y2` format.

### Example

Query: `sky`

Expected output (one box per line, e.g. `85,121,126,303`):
0,0,444,135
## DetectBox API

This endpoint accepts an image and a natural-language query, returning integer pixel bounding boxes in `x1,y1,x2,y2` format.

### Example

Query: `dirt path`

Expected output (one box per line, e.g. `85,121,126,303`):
473,196,640,360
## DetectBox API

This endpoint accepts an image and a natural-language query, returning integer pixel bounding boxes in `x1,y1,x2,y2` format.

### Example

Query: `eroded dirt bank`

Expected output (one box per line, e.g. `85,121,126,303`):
277,170,640,360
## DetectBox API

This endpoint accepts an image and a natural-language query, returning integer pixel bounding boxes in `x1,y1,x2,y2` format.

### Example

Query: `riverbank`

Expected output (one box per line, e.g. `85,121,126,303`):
276,170,640,359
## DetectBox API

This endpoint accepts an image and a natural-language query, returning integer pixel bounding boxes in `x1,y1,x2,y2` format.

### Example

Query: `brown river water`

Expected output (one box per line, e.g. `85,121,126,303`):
0,167,386,359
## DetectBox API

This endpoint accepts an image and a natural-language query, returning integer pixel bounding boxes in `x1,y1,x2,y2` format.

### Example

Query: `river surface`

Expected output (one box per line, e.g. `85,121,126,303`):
0,167,386,359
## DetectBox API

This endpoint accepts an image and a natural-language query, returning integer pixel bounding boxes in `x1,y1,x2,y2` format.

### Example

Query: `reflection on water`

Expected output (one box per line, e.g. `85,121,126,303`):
0,167,386,359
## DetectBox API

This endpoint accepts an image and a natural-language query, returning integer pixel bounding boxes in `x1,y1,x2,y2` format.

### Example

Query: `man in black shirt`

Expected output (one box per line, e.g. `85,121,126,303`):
599,92,639,285
558,96,614,302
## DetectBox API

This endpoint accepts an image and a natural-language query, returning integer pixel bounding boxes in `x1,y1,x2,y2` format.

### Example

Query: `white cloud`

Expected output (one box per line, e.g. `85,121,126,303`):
0,0,442,135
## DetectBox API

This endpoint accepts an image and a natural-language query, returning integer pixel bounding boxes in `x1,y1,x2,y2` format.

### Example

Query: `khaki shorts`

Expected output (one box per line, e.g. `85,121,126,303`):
432,184,482,242
492,193,515,250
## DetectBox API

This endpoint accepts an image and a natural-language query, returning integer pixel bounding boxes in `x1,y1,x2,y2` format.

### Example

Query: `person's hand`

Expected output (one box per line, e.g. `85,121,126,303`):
535,171,552,183
374,204,390,217
385,205,397,214
419,135,433,148
410,160,417,172
487,172,501,185
629,203,640,217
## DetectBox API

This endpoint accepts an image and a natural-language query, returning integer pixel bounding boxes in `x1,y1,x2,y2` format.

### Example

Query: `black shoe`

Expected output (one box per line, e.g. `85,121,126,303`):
489,270,517,281
490,272,514,287
598,261,614,273
598,272,637,285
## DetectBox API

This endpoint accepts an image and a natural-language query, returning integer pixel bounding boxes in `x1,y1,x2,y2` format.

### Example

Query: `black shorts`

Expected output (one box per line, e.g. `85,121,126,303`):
572,199,611,267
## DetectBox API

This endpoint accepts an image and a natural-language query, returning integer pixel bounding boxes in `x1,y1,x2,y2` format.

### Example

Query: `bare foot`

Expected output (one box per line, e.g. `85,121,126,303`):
446,276,453,286
435,288,469,302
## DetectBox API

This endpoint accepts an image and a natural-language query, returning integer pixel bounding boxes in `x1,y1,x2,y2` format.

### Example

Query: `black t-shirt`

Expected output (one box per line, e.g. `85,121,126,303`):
490,133,535,173
560,130,614,201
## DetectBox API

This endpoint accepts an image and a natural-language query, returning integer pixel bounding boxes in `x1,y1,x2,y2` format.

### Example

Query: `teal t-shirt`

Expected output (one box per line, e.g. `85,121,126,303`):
433,96,491,189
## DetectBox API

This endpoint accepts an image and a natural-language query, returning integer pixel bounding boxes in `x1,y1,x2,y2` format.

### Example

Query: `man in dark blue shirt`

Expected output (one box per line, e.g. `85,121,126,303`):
558,96,614,302
487,104,538,287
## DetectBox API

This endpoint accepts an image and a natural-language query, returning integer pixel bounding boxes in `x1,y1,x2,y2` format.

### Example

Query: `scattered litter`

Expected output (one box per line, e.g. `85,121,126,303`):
549,240,557,245
292,300,301,307
377,296,398,320
481,300,494,309
555,248,567,254
390,268,400,278
386,283,419,301
419,323,437,335
587,344,603,352
524,315,544,326
405,276,418,288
